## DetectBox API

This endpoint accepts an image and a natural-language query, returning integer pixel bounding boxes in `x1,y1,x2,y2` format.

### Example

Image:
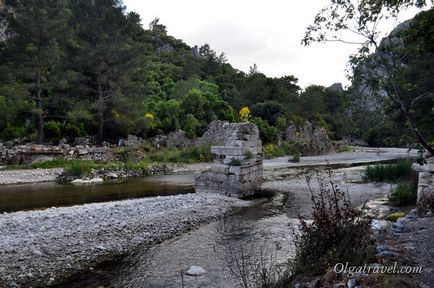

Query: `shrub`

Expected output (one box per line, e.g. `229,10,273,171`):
244,150,253,159
291,151,300,163
44,120,62,141
292,171,372,276
65,161,95,177
183,113,200,138
364,159,413,182
147,145,212,163
239,106,250,122
229,158,242,166
2,126,27,140
251,117,277,144
388,181,417,206
264,143,275,158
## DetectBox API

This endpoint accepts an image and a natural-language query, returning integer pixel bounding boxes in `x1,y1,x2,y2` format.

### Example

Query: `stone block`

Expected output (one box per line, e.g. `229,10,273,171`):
210,164,229,174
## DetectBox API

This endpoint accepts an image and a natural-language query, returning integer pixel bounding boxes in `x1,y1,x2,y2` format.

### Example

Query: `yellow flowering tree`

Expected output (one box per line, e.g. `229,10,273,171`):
145,113,154,121
239,106,250,122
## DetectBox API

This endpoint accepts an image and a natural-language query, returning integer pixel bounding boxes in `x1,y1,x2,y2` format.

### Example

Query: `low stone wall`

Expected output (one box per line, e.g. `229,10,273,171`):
0,144,111,165
195,122,263,198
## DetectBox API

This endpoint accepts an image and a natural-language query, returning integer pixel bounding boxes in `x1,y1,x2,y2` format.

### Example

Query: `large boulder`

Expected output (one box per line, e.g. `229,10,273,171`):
285,120,333,156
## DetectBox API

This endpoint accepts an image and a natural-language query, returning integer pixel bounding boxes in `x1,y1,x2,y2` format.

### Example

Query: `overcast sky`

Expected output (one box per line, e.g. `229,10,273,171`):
123,0,422,88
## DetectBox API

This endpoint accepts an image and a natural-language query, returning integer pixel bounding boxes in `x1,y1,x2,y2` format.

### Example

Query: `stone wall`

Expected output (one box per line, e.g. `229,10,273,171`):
412,158,434,211
195,122,263,198
0,143,110,165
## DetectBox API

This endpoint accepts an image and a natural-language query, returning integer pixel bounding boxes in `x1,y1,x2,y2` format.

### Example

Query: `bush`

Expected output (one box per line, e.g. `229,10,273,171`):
2,126,27,140
364,159,413,182
44,120,62,141
388,181,417,206
65,161,96,177
147,145,212,163
251,117,277,144
292,171,372,276
264,141,300,161
229,158,242,166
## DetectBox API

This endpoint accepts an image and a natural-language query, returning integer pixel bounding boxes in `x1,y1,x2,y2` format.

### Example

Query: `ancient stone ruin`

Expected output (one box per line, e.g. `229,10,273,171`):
195,122,263,198
412,158,434,211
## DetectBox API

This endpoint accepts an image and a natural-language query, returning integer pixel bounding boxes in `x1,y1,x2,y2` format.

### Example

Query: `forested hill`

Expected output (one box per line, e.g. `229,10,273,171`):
14,0,434,148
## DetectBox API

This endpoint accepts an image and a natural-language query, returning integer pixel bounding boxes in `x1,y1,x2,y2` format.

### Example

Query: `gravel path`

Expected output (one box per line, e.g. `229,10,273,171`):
262,166,393,218
0,193,250,287
0,168,63,185
263,147,416,170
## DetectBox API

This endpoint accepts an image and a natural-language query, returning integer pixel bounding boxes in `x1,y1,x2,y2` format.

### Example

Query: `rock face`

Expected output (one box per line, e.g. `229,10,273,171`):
285,120,333,156
195,122,263,198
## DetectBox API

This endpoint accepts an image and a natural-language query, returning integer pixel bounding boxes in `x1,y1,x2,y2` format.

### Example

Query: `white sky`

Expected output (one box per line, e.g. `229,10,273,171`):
123,0,423,89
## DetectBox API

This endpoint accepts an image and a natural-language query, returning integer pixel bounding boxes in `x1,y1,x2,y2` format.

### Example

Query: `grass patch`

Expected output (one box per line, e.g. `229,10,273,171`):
147,145,212,164
65,161,96,177
337,145,352,153
389,181,417,206
364,159,413,182
264,141,300,162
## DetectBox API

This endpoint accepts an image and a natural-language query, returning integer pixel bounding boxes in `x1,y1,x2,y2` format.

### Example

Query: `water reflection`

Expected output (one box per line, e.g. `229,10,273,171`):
0,174,195,213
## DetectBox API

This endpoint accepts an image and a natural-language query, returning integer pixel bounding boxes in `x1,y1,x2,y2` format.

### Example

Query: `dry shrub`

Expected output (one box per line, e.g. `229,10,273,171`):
292,169,373,276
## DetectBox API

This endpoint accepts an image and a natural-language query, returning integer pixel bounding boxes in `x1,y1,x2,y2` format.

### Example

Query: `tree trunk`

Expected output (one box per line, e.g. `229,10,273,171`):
35,65,44,144
96,73,104,144
376,47,434,157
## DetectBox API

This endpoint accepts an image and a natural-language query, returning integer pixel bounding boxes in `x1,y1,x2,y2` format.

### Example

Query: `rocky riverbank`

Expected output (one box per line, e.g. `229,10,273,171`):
0,168,63,185
0,193,250,287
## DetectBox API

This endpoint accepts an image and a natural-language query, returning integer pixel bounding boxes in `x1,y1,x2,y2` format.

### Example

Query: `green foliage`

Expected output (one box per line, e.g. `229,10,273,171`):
389,182,418,206
364,159,413,182
229,158,242,166
251,100,285,126
2,0,426,151
263,141,301,161
2,126,28,141
183,114,201,138
244,150,253,159
65,161,97,177
43,120,62,141
251,117,277,144
147,145,212,163
276,115,287,132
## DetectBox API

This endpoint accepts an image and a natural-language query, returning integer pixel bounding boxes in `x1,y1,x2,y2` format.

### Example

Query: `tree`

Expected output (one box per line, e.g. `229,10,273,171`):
149,17,167,34
71,0,144,143
3,0,73,143
251,100,285,126
303,0,434,155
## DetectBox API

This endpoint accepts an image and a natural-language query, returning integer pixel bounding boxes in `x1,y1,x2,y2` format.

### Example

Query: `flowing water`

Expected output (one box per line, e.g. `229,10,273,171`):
58,191,296,288
0,174,195,213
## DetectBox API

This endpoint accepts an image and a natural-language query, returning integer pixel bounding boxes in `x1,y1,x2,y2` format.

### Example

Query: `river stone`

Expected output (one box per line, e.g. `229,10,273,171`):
347,278,358,288
185,266,207,276
32,250,43,256
71,178,104,184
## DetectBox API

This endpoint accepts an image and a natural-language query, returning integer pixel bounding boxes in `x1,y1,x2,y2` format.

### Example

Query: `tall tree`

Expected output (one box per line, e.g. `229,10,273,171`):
3,0,73,143
71,0,144,143
303,0,434,155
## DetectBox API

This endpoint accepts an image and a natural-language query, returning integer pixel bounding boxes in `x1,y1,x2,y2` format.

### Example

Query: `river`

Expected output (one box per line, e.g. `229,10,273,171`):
0,174,195,213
